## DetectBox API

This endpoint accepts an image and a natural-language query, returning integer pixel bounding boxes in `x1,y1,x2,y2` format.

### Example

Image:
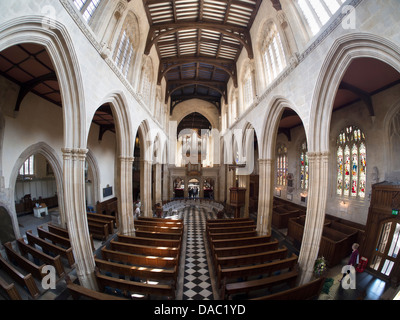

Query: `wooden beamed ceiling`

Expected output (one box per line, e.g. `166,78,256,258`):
142,0,278,115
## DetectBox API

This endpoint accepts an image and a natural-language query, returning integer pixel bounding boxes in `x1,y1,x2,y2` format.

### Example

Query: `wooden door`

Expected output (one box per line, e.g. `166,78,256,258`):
369,219,400,280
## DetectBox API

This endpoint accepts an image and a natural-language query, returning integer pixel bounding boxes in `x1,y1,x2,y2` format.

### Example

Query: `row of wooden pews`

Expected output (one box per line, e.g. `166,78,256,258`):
206,218,300,300
91,216,184,300
288,215,363,266
0,224,77,300
272,197,307,229
86,212,116,241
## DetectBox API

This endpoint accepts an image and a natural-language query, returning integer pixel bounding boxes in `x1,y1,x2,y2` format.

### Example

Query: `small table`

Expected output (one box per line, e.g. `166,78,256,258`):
33,206,49,218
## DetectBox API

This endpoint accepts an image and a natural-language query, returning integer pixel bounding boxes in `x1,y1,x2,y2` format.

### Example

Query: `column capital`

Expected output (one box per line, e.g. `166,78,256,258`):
306,151,330,160
119,155,135,162
258,158,274,165
62,148,88,160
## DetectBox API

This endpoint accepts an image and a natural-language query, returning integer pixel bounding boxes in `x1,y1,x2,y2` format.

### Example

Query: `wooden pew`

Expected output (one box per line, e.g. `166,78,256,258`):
47,223,95,252
135,230,182,241
209,230,258,241
95,197,119,228
88,220,110,241
96,197,118,216
318,227,352,266
110,240,180,258
211,235,271,249
134,219,183,228
252,276,325,300
26,230,75,267
95,258,178,287
117,234,180,248
207,225,256,234
17,238,65,278
329,221,358,244
101,248,178,269
0,252,40,299
216,247,288,269
37,226,71,249
219,254,299,299
88,216,113,234
87,212,117,229
95,270,176,299
0,274,22,300
4,242,45,281
213,240,279,258
66,276,128,300
224,270,299,300
272,205,302,229
137,217,183,225
134,224,183,234
206,217,251,224
206,220,255,228
218,254,298,288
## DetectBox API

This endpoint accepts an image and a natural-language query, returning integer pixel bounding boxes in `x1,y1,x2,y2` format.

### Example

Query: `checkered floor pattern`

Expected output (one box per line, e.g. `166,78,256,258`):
181,205,219,300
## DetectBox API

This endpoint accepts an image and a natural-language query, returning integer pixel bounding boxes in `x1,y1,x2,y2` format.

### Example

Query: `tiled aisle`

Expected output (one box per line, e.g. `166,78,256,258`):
181,205,215,300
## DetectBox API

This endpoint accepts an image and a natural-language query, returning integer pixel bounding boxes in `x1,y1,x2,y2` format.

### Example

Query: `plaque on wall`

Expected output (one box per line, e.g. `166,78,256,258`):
103,186,113,198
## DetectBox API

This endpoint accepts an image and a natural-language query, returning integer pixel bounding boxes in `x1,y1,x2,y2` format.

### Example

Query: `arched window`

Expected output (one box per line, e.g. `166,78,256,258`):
115,30,134,77
336,125,366,199
242,63,255,110
300,141,309,190
297,0,346,36
73,0,102,22
114,13,139,79
140,57,154,108
19,155,35,177
262,23,286,86
277,145,288,186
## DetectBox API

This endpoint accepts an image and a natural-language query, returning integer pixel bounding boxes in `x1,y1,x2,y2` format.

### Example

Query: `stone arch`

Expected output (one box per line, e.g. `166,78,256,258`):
9,142,64,237
0,205,15,245
260,96,302,160
171,99,220,131
85,149,101,206
383,97,400,177
95,91,134,158
0,16,86,149
309,33,400,153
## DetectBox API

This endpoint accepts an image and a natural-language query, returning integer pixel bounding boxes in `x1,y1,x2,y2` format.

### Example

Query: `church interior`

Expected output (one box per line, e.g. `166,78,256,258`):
0,0,400,303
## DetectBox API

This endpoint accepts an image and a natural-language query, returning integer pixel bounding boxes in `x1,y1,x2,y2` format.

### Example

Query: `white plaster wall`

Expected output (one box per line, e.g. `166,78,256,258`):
87,123,117,202
2,92,64,189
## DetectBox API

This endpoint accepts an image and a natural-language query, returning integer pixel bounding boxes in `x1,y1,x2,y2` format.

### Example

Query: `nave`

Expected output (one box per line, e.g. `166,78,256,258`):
0,201,394,301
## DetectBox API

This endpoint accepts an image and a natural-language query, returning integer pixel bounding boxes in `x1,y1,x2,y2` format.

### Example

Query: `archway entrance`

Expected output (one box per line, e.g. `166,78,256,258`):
188,178,199,199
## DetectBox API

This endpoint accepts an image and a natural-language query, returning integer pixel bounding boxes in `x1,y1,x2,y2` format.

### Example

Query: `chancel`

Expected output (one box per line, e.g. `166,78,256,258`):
0,0,400,303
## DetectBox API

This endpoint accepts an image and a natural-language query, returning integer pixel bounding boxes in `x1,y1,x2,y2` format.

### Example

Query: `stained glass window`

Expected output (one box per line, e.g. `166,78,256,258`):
300,141,309,190
336,126,366,199
277,145,288,186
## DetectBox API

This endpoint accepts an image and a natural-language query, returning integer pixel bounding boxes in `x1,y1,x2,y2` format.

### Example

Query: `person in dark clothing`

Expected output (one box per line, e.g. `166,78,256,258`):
340,243,359,282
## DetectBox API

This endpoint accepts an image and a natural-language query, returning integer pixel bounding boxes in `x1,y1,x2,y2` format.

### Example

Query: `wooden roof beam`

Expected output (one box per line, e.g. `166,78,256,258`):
145,22,253,59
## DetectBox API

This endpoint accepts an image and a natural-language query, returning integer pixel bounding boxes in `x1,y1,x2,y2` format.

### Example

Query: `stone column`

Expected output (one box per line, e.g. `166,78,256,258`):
154,163,162,204
257,159,274,235
118,156,134,236
298,152,329,284
141,159,153,217
162,164,170,202
62,148,97,290
238,174,250,218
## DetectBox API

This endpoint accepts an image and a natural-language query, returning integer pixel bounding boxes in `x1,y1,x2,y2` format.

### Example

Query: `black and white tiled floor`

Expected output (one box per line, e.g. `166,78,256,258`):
181,205,219,300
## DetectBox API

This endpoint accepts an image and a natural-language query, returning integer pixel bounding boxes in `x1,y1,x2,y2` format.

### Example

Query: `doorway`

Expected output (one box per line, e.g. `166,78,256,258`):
370,219,400,279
